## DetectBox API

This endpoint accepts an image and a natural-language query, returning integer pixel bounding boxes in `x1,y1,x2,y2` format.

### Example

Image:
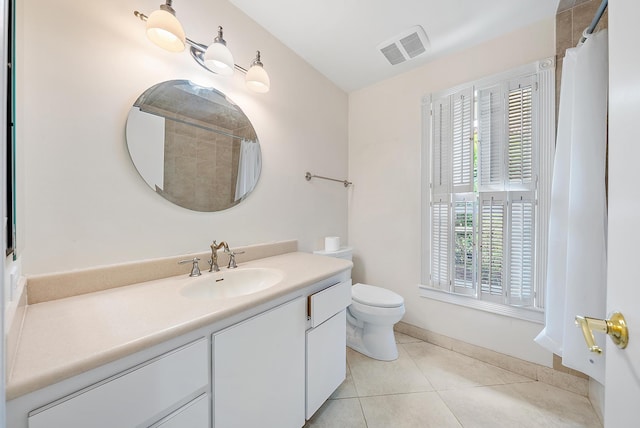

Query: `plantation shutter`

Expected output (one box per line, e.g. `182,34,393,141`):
451,88,474,192
508,192,535,306
431,197,451,290
426,65,546,311
477,84,505,190
507,76,535,190
453,196,475,295
479,193,506,302
432,96,451,194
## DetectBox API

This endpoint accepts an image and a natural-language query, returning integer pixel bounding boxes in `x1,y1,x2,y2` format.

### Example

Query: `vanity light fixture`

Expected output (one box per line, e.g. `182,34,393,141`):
141,0,185,52
204,27,234,76
245,51,271,93
133,1,271,93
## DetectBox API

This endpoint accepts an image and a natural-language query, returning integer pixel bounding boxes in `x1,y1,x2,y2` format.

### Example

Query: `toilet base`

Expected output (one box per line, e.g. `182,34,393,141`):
346,316,399,361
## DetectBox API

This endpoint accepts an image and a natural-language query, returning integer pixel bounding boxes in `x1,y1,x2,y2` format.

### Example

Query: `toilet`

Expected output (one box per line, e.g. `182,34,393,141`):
314,247,406,361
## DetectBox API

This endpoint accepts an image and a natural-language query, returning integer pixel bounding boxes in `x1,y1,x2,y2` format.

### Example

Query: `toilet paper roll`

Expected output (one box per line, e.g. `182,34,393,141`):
325,236,341,252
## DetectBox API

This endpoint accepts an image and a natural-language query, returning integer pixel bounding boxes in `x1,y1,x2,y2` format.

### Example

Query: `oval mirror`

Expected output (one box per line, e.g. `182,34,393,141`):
125,80,261,212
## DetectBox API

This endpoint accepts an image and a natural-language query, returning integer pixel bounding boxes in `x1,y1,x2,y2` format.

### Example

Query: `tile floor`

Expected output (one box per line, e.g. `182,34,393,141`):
304,332,602,428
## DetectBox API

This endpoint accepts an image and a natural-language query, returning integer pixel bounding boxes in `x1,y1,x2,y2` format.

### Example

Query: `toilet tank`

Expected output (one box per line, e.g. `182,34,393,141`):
313,247,353,261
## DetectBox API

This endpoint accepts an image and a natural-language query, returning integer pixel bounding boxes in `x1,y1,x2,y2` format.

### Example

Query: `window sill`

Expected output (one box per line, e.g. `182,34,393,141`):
418,285,544,324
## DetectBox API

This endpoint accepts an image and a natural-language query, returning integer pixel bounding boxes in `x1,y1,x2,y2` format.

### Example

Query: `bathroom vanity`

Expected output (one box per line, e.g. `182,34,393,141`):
6,249,352,428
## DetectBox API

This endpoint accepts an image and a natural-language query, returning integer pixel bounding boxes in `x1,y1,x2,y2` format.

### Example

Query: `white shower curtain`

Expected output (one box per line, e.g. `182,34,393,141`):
235,139,261,201
534,30,608,383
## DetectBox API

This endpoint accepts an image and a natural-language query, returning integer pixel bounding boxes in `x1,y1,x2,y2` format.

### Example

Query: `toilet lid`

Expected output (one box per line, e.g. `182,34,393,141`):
351,283,404,308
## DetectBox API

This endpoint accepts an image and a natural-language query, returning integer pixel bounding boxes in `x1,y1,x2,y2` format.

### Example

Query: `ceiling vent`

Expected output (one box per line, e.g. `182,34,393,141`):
377,25,429,65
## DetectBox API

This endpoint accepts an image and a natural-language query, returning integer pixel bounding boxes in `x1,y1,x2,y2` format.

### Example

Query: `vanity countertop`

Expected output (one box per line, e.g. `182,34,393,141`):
6,252,352,400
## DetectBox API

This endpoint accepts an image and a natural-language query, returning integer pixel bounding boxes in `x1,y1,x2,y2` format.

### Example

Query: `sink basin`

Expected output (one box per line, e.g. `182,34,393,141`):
180,268,284,299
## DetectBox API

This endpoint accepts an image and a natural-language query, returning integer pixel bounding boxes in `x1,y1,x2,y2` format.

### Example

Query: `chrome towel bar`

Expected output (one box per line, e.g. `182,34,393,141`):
305,172,352,187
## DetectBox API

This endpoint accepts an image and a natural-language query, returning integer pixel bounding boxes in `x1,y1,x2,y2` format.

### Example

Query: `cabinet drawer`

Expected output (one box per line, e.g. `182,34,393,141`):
28,338,208,428
309,279,352,328
152,393,209,428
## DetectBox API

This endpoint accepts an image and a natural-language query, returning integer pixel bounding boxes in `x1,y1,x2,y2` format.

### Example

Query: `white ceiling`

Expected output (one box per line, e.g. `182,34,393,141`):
229,0,560,92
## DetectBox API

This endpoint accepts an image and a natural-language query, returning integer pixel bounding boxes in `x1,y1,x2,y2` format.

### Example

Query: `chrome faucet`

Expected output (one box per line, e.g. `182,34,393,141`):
209,240,245,271
209,240,228,272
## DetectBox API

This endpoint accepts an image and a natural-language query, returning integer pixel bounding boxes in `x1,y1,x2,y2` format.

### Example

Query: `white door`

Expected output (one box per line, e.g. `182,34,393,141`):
605,0,640,425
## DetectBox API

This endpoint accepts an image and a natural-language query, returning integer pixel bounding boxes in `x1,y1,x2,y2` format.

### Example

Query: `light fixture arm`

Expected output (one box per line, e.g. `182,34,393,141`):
186,38,207,53
133,11,148,21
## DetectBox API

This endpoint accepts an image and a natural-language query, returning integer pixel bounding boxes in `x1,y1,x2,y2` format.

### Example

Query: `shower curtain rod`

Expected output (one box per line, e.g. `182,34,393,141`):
579,0,608,44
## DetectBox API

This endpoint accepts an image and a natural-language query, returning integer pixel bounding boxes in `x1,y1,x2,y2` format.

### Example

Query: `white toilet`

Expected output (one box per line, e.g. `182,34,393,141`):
314,247,406,361
347,283,405,361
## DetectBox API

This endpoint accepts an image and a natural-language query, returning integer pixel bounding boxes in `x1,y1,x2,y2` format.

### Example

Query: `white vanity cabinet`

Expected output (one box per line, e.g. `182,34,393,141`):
213,297,307,428
305,280,352,419
27,338,209,428
9,267,353,428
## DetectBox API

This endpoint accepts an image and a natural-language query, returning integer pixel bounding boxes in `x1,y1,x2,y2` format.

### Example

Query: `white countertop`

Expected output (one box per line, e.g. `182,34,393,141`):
6,252,352,400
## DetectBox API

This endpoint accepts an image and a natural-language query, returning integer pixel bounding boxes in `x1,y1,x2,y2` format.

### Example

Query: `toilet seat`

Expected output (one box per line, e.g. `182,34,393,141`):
351,283,404,308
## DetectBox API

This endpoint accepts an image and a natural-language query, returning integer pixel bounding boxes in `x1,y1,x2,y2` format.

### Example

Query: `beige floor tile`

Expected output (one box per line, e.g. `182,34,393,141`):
394,331,422,344
439,381,602,428
509,382,602,427
331,361,358,399
439,383,548,428
360,392,462,428
404,341,530,391
310,344,602,427
304,398,367,428
347,346,434,396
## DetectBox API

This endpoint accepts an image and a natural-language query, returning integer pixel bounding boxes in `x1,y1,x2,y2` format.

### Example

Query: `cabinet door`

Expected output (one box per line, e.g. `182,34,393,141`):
214,297,306,428
28,339,208,428
306,310,347,419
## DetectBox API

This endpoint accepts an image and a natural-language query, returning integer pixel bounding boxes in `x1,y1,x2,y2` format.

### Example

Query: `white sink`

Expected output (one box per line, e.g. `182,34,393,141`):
180,268,284,299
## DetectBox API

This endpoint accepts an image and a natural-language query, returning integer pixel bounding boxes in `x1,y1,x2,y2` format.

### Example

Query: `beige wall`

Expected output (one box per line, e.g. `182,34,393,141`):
348,18,555,366
15,0,348,274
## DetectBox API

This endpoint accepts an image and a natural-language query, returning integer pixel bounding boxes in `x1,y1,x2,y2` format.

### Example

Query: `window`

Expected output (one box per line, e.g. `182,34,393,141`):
422,58,555,319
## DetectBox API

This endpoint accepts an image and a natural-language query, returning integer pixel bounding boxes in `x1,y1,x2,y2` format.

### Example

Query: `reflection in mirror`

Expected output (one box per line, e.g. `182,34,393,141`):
126,80,261,212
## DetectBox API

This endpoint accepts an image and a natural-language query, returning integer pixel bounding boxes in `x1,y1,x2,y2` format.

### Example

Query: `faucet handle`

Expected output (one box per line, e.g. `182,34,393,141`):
226,250,245,269
179,258,202,277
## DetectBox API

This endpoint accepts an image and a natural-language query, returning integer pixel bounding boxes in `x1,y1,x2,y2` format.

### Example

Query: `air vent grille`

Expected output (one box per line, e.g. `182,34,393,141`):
377,25,429,66
400,33,426,58
380,44,406,65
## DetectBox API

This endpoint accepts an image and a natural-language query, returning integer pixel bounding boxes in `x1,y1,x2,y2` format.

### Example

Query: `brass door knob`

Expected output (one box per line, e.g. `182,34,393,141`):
575,312,629,354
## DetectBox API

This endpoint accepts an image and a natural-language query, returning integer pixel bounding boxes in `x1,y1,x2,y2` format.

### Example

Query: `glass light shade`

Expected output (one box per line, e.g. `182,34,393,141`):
245,64,270,93
145,9,186,52
204,43,235,76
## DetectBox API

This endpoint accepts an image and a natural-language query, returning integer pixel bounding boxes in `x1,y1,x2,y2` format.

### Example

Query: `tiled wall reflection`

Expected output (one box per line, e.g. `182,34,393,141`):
163,119,254,212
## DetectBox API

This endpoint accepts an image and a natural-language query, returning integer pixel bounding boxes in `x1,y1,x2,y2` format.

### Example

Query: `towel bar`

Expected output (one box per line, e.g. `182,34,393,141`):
305,172,352,187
